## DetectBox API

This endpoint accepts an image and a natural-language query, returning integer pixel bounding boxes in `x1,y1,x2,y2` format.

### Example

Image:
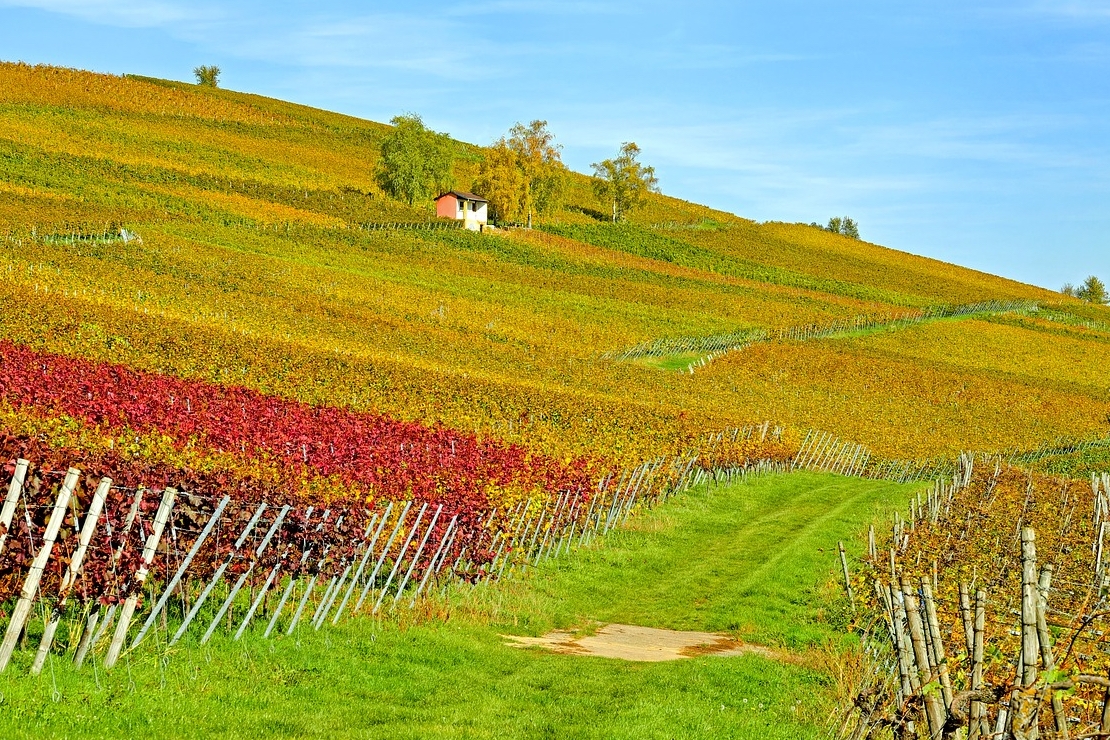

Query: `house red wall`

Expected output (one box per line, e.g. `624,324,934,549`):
436,194,459,219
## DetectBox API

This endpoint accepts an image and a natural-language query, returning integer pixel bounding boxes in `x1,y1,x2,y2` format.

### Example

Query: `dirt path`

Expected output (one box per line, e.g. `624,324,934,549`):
503,623,780,662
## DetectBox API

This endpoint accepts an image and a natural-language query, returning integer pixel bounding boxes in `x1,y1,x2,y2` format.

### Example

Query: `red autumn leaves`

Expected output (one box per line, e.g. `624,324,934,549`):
0,340,592,512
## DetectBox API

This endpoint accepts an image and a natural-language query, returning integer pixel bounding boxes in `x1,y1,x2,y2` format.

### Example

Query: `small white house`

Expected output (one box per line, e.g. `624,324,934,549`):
435,191,488,231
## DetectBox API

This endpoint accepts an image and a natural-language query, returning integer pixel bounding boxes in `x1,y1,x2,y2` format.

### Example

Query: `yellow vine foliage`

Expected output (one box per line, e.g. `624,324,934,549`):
0,61,1104,473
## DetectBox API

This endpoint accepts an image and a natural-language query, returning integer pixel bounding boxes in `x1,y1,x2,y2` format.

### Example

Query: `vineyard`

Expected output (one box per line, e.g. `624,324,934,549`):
0,419,793,676
833,457,1110,739
1,60,1110,738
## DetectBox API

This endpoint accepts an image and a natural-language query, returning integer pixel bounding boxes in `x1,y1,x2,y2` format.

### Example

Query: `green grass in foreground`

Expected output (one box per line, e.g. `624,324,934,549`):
0,472,915,739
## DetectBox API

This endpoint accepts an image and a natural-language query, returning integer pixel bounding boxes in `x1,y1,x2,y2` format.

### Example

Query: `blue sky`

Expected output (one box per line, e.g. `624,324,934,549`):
1,1,1107,290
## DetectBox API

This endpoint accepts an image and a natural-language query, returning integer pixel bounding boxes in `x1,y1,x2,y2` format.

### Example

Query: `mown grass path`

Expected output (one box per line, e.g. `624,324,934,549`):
0,472,915,739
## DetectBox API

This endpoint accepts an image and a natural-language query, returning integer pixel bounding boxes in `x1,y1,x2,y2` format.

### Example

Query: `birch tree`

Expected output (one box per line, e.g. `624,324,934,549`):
591,142,659,223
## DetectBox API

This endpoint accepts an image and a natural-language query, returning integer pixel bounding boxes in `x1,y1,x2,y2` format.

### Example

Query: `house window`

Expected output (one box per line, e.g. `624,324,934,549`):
458,200,465,212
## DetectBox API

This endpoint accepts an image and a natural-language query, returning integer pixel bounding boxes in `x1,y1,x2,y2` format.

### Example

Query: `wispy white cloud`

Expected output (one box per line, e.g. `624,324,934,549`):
0,0,221,28
654,45,812,70
235,14,485,75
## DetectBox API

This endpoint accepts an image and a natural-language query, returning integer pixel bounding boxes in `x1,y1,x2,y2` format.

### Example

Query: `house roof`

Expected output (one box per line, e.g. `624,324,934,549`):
435,190,488,203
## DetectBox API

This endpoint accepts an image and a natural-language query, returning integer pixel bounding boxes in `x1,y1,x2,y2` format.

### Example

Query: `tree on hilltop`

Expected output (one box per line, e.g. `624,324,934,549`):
194,65,220,88
474,120,566,226
591,142,659,223
1076,275,1108,304
376,114,456,206
826,216,860,239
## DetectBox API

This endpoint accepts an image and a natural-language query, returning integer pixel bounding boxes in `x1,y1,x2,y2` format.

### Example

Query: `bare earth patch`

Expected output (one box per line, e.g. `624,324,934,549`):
502,623,780,662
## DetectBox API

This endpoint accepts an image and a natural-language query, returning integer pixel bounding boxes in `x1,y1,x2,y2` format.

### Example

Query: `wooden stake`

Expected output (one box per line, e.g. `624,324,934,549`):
901,577,945,736
920,577,953,710
31,476,112,675
0,468,79,673
969,589,986,740
1036,565,1068,739
105,487,176,668
888,583,913,701
0,458,29,558
959,582,975,656
1020,528,1039,688
838,542,854,610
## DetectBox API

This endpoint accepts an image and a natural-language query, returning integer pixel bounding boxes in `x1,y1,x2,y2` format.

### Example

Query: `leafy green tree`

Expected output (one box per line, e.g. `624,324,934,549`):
591,142,659,223
1077,275,1108,304
474,120,565,226
376,114,455,206
193,65,220,88
1061,283,1077,297
826,216,859,239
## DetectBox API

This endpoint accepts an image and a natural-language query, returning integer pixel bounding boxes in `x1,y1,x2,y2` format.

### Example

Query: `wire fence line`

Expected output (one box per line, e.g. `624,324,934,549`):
603,299,1040,369
0,423,802,676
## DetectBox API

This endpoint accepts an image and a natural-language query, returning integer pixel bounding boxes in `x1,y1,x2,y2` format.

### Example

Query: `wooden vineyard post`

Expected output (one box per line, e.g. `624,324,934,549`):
959,582,975,656
75,487,146,667
1020,528,1039,689
132,494,231,649
901,577,945,736
885,583,913,703
104,487,176,669
920,577,953,711
0,468,79,673
1007,526,1040,739
31,476,112,675
1101,668,1110,739
969,589,987,740
1035,564,1068,738
838,542,855,610
0,458,29,557
889,584,918,738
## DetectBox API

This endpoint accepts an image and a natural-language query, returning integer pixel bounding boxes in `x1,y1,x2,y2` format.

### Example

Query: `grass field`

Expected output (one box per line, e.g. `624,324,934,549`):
0,472,916,739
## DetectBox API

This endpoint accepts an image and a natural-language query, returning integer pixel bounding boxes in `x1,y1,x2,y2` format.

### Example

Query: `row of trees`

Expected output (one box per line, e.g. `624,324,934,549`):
374,115,659,224
1062,276,1108,304
825,216,860,239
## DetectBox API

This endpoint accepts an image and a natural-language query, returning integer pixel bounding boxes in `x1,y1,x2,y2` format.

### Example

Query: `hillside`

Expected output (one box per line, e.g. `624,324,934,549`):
1,61,1107,472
